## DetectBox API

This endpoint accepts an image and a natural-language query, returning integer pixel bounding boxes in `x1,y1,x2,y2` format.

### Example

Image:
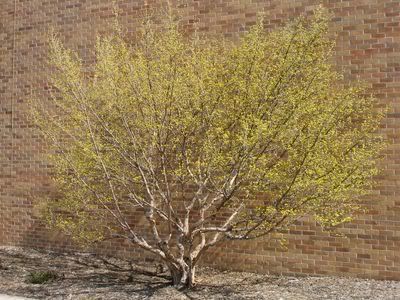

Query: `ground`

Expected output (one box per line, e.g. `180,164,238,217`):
0,247,399,299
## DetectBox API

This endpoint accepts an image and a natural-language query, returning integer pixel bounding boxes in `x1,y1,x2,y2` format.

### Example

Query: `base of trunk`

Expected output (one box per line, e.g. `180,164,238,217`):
170,266,196,289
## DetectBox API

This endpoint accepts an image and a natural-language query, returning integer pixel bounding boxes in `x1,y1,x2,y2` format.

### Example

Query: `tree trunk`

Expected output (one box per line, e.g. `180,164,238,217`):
168,265,196,288
168,264,185,287
187,265,196,288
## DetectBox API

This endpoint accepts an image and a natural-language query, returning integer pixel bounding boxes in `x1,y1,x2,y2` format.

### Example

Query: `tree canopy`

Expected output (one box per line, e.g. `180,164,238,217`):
31,9,384,287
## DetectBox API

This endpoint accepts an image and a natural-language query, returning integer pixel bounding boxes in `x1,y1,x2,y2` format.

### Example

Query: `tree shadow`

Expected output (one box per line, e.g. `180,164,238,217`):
0,246,174,299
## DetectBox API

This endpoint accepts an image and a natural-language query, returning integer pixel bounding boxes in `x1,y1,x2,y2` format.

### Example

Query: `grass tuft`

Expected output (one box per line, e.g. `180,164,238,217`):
26,270,59,284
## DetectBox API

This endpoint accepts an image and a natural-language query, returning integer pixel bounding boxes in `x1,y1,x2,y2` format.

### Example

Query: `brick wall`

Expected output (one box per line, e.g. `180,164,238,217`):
0,0,399,280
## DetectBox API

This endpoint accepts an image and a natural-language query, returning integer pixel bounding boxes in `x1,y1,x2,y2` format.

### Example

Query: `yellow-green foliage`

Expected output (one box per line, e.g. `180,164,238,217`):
32,9,383,245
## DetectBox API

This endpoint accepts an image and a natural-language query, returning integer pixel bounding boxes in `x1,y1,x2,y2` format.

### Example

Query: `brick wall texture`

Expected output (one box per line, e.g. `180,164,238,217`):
0,0,399,280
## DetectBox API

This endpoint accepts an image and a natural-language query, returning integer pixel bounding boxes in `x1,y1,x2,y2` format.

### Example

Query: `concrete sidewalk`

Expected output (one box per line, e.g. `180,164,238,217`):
0,295,35,300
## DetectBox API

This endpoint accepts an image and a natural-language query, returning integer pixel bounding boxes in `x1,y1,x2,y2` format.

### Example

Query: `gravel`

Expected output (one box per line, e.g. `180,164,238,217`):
0,246,399,299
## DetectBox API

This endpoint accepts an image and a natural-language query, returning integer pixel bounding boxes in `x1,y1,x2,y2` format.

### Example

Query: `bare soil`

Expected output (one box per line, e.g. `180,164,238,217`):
0,246,399,299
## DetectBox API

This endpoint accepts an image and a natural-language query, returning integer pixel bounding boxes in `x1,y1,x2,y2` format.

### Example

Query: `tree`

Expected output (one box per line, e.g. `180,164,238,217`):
32,9,383,288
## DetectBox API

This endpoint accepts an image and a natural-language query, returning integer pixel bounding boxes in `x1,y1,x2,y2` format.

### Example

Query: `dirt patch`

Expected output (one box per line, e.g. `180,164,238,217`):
0,246,398,299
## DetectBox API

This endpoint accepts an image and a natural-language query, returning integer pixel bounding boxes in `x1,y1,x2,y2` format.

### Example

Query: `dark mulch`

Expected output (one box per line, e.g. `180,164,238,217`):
0,247,398,299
